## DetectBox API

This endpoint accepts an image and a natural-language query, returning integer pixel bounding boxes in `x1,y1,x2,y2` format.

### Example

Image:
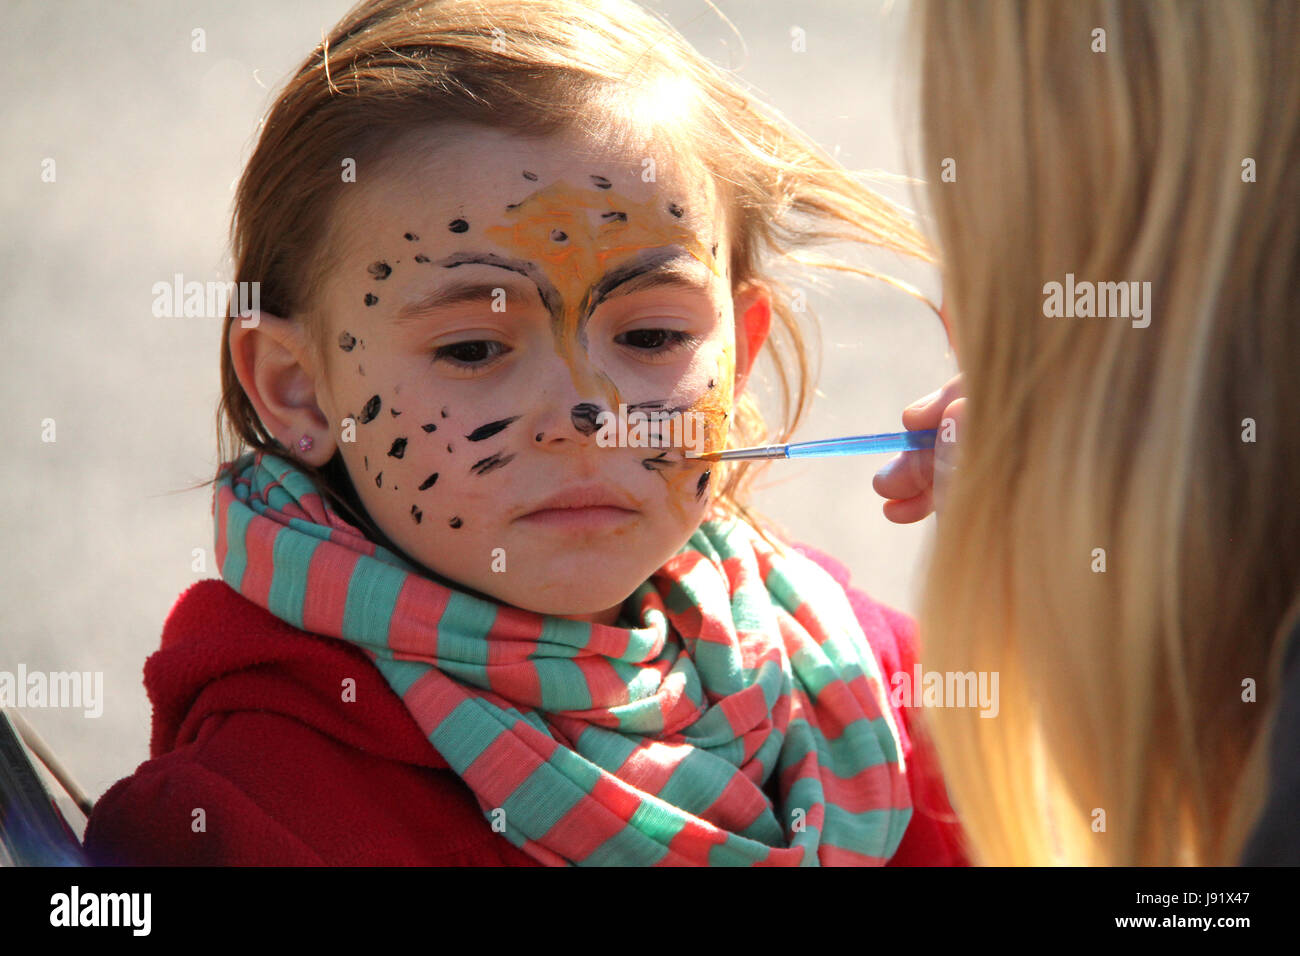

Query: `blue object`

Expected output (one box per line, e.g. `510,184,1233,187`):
691,429,938,462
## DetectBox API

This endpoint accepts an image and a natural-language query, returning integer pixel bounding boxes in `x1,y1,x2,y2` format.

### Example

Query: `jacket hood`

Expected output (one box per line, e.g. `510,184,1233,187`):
146,579,449,771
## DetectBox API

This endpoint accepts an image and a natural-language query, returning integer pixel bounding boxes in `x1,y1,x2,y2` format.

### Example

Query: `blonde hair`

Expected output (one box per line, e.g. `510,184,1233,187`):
912,0,1300,864
206,0,934,550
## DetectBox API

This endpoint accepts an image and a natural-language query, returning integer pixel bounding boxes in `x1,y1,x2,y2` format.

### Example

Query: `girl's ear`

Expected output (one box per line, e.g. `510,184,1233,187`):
228,311,337,467
732,281,772,397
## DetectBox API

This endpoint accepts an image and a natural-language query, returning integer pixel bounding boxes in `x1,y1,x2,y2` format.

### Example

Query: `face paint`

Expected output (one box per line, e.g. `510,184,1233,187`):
694,470,711,500
465,415,520,442
570,403,602,436
313,120,773,628
479,179,723,416
359,394,382,423
470,451,516,476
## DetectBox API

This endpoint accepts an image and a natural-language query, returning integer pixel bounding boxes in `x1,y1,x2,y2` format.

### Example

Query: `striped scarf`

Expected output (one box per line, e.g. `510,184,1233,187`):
213,450,911,865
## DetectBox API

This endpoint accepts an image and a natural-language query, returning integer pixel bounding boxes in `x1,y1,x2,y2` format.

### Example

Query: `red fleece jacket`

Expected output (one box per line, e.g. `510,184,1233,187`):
84,545,969,866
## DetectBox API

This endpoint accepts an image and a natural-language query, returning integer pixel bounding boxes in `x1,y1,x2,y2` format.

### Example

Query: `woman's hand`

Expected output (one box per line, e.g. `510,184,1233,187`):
872,374,965,523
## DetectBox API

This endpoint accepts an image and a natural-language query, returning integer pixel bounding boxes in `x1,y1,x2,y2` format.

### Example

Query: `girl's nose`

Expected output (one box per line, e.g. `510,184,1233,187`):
524,358,613,448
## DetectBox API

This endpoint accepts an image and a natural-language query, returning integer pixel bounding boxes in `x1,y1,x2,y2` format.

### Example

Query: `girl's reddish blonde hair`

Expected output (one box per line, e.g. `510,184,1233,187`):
211,0,934,546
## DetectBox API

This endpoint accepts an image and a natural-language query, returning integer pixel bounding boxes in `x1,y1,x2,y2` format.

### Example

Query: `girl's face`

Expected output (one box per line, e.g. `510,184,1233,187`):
308,124,760,624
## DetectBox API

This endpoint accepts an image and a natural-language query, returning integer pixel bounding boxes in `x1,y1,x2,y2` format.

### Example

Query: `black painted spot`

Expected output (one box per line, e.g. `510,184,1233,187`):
522,170,538,181
601,211,628,223
470,451,516,476
590,174,611,189
404,232,419,241
570,403,602,436
391,407,401,417
364,293,379,306
375,471,383,488
339,331,357,352
364,456,368,470
388,437,407,459
668,202,684,218
414,254,430,264
411,505,422,524
449,516,463,529
628,399,667,413
368,261,392,280
535,432,543,442
418,472,439,491
550,229,567,242
359,395,381,424
441,407,449,418
465,416,520,442
421,422,438,433
695,470,711,500
446,443,453,453
448,218,469,233
641,452,671,472
708,378,716,389
711,243,718,258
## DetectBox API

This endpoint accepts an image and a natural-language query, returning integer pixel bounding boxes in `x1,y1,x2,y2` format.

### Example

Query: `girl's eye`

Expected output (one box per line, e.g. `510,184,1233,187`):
431,340,509,369
615,329,697,354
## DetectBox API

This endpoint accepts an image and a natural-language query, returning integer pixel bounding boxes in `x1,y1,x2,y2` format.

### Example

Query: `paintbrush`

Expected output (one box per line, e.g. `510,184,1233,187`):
683,428,937,462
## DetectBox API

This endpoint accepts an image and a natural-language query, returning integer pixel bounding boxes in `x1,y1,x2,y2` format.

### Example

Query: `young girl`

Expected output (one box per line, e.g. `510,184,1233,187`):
83,0,966,866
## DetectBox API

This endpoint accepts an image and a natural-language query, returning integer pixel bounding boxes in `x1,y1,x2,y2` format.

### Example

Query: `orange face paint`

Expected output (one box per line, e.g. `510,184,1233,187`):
478,178,735,517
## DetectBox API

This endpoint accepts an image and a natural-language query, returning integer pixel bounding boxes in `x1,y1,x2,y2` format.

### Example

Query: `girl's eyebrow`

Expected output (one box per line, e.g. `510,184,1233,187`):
396,252,561,321
394,277,540,323
584,250,713,314
393,247,712,324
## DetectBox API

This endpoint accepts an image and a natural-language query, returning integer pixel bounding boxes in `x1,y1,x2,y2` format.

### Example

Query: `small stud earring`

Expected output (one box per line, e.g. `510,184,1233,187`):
297,434,314,453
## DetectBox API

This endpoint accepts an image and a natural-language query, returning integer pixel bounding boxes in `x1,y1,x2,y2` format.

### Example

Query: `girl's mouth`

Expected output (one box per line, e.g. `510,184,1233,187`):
516,506,639,532
515,482,640,531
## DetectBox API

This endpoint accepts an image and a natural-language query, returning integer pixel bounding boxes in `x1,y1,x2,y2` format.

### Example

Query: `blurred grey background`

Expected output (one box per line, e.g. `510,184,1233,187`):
0,0,952,835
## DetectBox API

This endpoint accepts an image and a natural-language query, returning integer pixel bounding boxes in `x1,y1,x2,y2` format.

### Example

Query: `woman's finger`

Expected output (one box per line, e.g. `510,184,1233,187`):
872,448,934,501
901,373,965,431
881,488,935,524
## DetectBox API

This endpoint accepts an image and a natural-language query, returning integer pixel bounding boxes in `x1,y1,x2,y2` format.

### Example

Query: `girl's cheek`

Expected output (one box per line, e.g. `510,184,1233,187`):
341,379,483,532
678,341,734,456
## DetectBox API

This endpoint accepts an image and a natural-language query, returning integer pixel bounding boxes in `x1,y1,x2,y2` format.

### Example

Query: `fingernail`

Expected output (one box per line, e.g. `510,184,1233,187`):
906,388,941,411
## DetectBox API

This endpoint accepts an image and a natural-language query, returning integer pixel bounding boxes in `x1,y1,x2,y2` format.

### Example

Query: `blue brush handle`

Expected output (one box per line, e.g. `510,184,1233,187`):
785,429,937,459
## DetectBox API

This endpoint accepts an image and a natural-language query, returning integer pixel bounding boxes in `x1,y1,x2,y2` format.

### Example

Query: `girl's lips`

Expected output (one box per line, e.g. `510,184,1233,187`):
515,506,639,531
